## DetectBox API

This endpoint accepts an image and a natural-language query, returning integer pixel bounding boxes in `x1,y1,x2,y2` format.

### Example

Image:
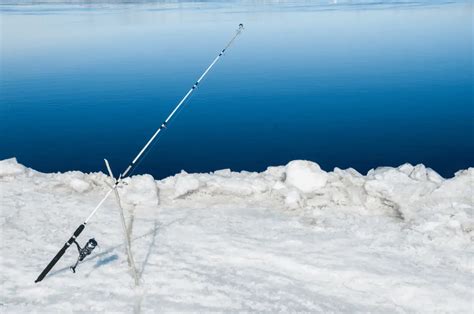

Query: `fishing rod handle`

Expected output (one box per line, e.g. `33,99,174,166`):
34,223,85,283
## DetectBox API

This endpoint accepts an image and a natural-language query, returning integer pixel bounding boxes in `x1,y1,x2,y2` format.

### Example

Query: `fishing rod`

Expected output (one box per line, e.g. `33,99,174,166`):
35,24,244,283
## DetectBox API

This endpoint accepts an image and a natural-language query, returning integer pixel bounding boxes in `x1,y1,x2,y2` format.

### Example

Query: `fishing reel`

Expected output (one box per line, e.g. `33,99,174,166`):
70,238,98,273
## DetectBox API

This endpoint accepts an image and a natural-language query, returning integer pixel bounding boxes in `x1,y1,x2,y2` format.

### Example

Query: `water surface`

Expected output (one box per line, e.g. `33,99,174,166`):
1,0,472,178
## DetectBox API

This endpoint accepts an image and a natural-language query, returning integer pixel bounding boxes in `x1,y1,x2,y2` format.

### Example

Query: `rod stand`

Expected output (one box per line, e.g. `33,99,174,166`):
105,159,140,286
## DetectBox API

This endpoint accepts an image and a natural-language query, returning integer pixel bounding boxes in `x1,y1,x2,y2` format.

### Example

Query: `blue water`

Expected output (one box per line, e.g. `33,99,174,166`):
1,1,472,179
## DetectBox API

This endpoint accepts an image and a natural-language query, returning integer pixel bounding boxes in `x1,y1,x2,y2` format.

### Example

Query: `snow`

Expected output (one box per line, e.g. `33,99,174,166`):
121,174,159,208
69,178,91,193
0,157,472,312
285,160,328,193
173,172,201,199
0,158,26,178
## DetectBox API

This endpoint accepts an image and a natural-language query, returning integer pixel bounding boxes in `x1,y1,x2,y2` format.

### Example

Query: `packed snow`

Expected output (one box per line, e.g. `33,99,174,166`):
0,158,472,312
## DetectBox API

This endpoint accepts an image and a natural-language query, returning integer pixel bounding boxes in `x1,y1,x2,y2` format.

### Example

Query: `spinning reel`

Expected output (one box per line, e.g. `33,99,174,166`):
70,238,98,273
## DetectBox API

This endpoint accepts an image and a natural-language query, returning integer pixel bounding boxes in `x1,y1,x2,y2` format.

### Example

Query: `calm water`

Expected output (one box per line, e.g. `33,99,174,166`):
1,1,472,178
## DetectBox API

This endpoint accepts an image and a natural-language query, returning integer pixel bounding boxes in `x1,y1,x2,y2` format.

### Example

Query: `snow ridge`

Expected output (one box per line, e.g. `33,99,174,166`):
0,158,472,312
1,157,472,242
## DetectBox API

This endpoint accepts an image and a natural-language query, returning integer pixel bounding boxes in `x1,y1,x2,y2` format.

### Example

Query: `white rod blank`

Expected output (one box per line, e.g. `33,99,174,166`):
89,24,244,224
125,24,244,176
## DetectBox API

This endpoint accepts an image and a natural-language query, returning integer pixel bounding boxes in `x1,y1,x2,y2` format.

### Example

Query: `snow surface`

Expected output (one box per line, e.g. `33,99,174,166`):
0,158,472,312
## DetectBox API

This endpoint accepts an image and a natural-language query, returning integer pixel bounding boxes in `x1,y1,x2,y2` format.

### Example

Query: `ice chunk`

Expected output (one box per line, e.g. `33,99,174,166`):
0,158,26,177
69,178,91,193
285,190,303,209
174,173,201,198
426,168,444,183
121,174,159,207
285,160,328,193
213,169,232,177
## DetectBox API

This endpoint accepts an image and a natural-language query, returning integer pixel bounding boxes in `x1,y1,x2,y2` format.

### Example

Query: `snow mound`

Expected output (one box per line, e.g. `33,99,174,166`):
284,189,303,210
285,160,328,193
69,178,92,193
0,158,27,177
121,174,159,208
173,171,201,198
